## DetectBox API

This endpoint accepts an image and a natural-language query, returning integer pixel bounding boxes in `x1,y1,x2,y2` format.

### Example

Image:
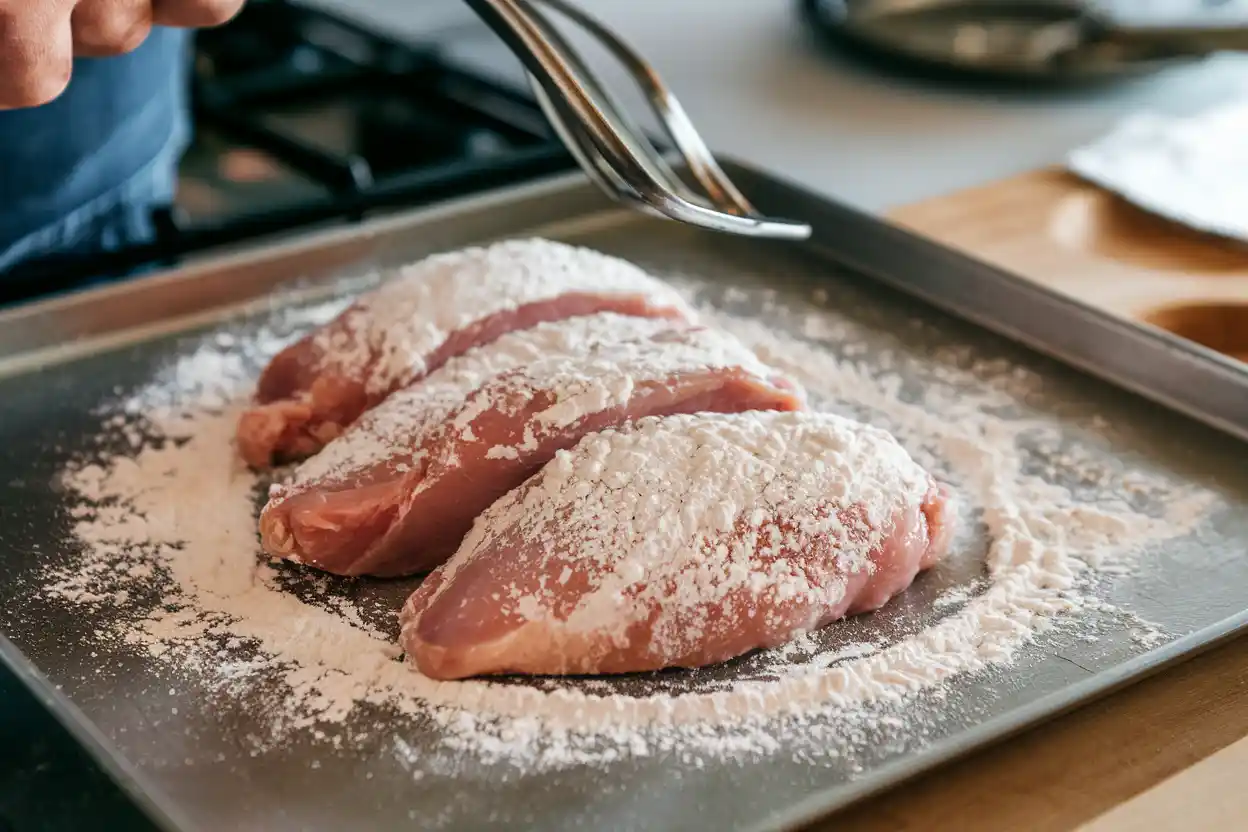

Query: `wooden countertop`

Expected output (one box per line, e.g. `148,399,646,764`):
807,181,1248,832
811,635,1248,831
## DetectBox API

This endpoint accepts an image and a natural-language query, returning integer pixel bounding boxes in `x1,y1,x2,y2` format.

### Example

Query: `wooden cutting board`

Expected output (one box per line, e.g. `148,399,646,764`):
889,169,1248,364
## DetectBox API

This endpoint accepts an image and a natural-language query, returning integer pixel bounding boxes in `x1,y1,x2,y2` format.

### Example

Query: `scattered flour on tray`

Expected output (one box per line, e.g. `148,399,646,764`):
45,280,1219,771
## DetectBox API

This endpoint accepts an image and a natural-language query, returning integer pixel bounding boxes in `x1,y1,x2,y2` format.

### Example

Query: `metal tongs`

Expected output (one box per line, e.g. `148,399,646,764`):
464,0,813,241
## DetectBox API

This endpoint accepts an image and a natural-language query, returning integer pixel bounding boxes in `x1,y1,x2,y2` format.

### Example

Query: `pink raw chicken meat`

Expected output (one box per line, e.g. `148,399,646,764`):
260,326,804,578
260,313,693,569
270,312,686,504
236,238,693,467
400,410,952,680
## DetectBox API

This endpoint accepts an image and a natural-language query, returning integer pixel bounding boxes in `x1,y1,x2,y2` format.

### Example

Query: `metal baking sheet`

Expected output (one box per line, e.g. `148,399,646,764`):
1,162,1247,832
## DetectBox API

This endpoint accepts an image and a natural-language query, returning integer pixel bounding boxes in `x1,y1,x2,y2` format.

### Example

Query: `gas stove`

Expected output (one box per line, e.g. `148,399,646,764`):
0,4,569,829
0,0,575,306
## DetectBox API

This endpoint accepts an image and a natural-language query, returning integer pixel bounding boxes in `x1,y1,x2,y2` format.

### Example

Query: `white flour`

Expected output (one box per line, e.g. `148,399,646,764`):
262,321,798,576
307,238,694,396
236,239,697,468
285,312,683,491
47,274,1219,773
446,325,793,459
402,410,938,678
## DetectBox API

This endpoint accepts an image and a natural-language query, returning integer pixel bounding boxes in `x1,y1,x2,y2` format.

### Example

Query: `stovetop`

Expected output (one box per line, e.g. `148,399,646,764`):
0,0,574,306
0,4,569,830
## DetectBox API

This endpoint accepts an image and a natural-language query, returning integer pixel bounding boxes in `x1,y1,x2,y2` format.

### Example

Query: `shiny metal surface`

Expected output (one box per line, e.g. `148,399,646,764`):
803,0,1248,81
464,0,812,239
1,162,1247,832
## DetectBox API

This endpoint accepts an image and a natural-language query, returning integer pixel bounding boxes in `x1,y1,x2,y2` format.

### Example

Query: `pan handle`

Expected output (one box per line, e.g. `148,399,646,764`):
1092,19,1248,56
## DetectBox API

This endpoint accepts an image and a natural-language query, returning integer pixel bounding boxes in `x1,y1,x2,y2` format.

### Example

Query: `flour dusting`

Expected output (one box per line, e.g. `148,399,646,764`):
401,410,941,677
44,270,1220,774
306,238,693,397
283,312,682,493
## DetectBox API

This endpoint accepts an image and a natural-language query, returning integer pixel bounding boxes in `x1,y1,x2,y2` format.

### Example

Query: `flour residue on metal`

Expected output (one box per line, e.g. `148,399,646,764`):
45,277,1218,771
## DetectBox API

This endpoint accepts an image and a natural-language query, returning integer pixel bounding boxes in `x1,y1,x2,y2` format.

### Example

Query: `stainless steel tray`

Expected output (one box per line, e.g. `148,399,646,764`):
1,161,1247,832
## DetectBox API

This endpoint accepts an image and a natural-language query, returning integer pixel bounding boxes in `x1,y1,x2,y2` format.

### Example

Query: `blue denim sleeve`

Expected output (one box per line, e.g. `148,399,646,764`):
0,28,192,274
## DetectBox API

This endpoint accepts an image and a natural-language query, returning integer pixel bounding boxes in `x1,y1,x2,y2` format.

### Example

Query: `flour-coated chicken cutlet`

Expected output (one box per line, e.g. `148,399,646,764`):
236,239,693,467
261,327,804,577
260,313,692,571
400,411,952,680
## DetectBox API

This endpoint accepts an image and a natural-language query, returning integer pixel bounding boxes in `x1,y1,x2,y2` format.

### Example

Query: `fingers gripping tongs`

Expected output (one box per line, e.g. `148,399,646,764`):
464,0,812,241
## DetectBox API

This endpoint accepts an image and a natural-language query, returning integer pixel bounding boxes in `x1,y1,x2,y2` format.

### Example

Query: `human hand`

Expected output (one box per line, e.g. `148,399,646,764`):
0,0,245,109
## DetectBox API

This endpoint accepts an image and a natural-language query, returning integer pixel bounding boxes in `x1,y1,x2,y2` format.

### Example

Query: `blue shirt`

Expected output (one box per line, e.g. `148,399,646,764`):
0,28,191,274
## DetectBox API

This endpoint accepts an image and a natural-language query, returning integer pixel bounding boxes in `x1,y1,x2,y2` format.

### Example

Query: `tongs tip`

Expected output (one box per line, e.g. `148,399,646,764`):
468,0,812,243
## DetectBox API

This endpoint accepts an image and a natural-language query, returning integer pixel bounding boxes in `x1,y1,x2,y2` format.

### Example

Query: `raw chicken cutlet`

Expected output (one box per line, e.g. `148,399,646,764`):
400,410,952,680
236,238,693,467
261,326,804,577
274,313,686,497
260,313,692,569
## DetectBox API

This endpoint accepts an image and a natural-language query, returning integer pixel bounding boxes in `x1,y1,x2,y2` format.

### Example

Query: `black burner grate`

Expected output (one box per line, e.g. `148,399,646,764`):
1,0,573,305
